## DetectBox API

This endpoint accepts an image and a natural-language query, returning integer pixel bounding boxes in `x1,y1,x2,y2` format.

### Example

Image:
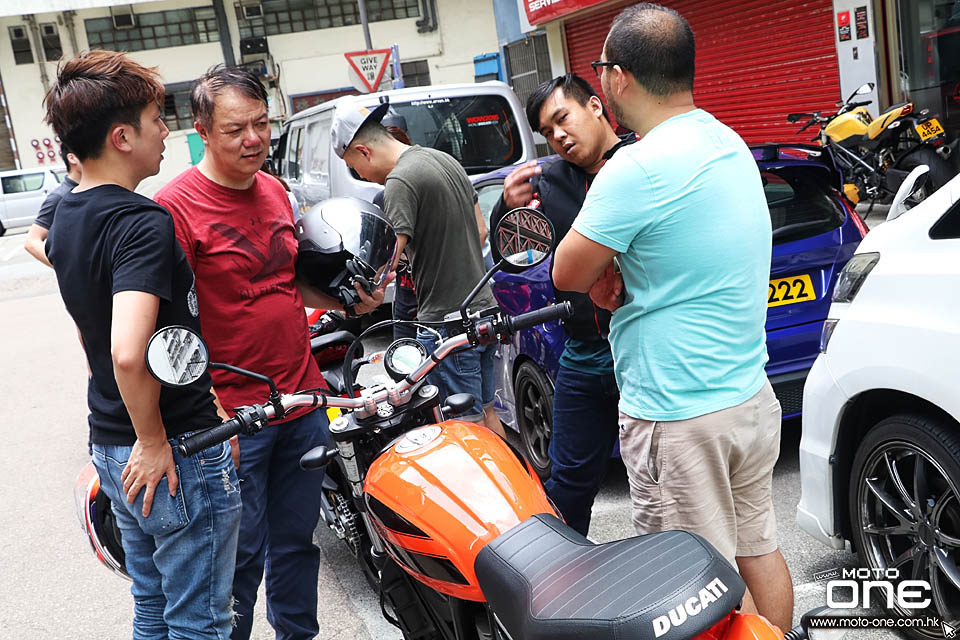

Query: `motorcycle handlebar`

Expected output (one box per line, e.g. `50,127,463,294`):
175,305,574,456
504,302,573,333
178,417,244,456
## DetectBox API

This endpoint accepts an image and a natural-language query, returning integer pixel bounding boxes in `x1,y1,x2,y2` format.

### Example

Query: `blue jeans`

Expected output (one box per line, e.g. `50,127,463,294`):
92,438,242,640
543,365,620,536
231,408,329,640
417,327,496,421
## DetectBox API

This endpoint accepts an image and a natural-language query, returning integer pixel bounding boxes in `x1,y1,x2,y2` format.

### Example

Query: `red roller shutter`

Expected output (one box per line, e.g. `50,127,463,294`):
564,0,841,145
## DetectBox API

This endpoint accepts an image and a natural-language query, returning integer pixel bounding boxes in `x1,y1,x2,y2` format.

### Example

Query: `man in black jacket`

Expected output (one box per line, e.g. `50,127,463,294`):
490,74,634,535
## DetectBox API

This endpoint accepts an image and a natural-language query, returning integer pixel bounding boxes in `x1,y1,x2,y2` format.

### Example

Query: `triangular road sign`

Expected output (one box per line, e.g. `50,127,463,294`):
345,49,392,94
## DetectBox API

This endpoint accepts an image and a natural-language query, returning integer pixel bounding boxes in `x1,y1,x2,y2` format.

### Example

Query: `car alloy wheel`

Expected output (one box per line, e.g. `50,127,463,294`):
850,415,960,638
514,361,553,480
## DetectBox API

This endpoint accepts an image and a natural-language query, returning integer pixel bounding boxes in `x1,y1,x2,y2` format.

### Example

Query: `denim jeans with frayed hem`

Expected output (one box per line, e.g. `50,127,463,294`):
92,438,242,640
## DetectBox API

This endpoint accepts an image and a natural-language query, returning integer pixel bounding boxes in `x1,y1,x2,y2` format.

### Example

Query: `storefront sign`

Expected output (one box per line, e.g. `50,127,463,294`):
837,10,851,42
855,6,869,39
523,0,607,25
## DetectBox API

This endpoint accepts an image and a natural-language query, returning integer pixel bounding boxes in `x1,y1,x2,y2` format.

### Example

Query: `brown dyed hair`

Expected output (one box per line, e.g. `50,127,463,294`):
43,50,164,161
385,125,412,146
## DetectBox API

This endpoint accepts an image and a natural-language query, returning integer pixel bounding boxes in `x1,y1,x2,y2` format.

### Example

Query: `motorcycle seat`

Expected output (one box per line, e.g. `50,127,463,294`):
474,513,745,640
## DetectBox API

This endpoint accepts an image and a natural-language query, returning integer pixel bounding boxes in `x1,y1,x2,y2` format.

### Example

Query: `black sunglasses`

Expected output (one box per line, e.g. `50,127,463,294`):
590,60,620,79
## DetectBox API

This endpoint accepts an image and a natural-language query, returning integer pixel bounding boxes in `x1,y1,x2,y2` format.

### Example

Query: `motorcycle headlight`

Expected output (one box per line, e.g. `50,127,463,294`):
832,253,879,303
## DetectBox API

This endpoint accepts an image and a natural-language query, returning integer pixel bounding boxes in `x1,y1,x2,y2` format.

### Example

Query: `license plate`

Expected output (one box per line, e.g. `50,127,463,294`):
768,274,816,308
916,118,945,141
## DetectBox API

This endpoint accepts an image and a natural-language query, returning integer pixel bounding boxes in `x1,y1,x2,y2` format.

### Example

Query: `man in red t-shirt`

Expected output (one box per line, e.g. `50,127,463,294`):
156,66,385,640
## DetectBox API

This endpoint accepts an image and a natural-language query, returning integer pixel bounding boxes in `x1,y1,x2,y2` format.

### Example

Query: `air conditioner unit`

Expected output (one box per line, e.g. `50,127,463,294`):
241,3,264,20
111,10,137,29
240,36,269,56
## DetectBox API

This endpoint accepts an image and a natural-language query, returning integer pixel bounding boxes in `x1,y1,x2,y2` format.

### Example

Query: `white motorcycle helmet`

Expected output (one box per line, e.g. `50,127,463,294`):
295,197,398,312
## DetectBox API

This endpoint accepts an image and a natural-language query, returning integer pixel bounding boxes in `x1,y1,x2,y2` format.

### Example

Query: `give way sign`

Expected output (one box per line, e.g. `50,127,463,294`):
345,49,392,94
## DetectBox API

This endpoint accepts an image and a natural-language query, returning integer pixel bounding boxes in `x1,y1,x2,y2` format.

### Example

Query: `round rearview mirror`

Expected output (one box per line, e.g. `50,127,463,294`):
493,207,555,273
383,338,428,382
145,326,210,387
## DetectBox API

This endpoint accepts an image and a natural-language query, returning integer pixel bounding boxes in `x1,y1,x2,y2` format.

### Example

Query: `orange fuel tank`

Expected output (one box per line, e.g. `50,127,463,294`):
363,420,556,601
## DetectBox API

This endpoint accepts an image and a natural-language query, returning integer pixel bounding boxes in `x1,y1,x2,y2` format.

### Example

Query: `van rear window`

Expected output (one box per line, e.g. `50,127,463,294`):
389,95,523,171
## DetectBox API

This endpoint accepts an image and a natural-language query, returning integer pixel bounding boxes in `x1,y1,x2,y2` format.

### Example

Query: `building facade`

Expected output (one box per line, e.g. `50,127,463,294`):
0,0,500,190
493,0,959,151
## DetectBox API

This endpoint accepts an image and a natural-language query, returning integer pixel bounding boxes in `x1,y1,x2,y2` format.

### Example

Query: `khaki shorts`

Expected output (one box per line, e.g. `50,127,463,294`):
618,380,781,563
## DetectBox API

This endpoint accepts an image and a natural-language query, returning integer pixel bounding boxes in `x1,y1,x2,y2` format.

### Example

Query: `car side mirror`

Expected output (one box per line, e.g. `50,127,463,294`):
887,164,930,222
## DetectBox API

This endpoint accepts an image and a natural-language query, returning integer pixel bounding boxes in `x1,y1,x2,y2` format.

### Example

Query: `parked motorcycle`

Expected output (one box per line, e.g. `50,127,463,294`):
145,207,815,640
787,82,955,205
73,304,364,580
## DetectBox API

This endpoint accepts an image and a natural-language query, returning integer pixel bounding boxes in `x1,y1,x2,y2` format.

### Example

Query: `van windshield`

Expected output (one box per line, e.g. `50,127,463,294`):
386,95,523,171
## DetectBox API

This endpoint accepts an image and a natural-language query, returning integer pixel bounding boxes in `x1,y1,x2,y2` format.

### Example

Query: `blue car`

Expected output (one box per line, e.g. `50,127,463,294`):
474,144,867,476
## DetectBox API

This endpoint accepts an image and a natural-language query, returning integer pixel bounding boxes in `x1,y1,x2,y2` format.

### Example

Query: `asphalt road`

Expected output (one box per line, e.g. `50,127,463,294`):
0,224,892,639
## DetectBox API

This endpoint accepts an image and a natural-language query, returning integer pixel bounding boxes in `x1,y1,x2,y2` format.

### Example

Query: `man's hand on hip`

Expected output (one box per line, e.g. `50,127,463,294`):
121,437,179,517
353,270,397,315
503,161,541,209
590,262,625,312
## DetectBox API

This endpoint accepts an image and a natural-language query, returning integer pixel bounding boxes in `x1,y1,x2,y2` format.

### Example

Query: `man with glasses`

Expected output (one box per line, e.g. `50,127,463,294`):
553,3,794,630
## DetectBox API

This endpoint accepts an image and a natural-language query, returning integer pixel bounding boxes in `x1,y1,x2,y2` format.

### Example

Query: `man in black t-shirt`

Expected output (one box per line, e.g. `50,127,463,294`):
24,145,80,268
44,50,241,638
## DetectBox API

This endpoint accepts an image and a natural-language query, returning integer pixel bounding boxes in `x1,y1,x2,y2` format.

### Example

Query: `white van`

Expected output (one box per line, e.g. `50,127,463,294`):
0,167,63,235
273,81,537,213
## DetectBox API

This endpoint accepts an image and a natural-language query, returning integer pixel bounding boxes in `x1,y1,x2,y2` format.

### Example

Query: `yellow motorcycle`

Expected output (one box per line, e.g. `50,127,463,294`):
787,82,955,204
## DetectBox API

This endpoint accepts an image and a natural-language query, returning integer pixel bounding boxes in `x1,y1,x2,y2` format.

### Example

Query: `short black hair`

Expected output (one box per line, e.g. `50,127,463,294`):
525,74,609,131
191,65,268,128
60,144,73,172
605,3,695,96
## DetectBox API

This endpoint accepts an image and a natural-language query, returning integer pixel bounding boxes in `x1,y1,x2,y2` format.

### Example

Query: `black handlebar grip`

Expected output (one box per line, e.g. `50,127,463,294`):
506,302,573,333
177,417,243,457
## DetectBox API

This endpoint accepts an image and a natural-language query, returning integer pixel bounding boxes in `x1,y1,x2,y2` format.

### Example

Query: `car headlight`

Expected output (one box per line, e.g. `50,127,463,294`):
832,253,879,303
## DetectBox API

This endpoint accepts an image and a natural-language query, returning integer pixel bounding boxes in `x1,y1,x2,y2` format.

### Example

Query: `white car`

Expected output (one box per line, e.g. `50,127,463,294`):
798,170,960,628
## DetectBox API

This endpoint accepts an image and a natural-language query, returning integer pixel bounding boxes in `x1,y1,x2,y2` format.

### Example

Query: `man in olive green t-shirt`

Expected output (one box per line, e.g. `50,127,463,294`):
333,104,504,437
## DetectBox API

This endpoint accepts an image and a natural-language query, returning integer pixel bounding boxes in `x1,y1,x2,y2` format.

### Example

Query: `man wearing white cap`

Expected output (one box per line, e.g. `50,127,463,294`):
333,103,505,437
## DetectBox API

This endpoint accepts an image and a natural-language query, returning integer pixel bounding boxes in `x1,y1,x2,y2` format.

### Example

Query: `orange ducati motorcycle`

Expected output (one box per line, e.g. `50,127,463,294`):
148,209,815,640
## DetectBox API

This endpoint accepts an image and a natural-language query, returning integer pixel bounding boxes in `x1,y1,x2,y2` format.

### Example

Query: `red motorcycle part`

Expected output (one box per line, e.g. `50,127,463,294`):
363,420,555,601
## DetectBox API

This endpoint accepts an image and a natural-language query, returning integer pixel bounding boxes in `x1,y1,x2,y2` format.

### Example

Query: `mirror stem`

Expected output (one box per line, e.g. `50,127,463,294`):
460,260,503,326
209,362,280,397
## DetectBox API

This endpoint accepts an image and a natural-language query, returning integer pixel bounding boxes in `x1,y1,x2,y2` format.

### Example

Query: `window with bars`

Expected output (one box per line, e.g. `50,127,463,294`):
40,24,63,61
164,89,194,131
9,26,33,65
401,60,430,87
235,0,419,39
84,7,219,52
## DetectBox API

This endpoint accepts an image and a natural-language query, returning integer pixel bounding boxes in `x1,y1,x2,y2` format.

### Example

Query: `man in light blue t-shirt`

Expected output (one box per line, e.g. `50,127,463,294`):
553,3,793,631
